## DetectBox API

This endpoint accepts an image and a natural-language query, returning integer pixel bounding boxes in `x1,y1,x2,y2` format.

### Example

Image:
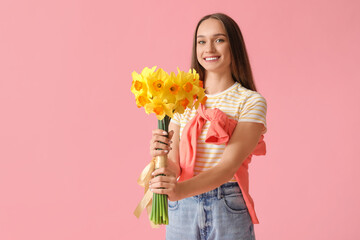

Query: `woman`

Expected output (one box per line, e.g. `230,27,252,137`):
149,13,267,240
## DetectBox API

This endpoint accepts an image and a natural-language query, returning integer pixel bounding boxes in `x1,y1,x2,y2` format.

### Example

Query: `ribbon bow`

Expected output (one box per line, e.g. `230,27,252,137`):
133,158,159,228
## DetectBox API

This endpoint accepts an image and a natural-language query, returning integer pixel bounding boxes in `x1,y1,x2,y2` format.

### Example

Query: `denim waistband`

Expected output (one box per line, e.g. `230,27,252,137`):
192,182,241,200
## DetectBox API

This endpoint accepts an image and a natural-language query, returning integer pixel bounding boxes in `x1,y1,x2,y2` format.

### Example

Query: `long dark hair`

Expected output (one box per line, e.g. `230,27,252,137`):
191,13,257,91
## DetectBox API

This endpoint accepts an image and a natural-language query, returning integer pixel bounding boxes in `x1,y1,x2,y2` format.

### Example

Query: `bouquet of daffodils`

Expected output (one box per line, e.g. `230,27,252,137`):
131,66,206,226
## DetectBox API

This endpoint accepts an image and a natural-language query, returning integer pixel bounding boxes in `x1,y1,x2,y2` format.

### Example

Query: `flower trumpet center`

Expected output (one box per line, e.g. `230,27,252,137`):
180,98,189,108
153,80,164,92
169,84,179,95
201,96,208,104
153,106,164,115
199,80,203,88
134,81,143,91
183,82,193,93
137,95,147,107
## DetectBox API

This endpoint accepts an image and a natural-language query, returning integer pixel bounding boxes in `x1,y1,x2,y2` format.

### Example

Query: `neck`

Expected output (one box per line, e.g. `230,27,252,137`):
203,70,235,95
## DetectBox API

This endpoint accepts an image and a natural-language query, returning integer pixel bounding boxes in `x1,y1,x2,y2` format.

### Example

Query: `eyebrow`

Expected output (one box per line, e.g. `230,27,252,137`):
197,33,227,38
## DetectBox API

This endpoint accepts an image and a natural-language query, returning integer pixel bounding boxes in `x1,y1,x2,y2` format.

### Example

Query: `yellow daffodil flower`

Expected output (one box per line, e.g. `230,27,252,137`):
131,67,206,119
140,66,157,78
131,72,147,96
131,71,150,108
145,96,175,120
146,68,169,99
158,71,178,105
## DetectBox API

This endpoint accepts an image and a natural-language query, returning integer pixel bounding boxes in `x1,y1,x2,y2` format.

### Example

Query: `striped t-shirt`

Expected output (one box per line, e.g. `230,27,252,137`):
171,82,267,182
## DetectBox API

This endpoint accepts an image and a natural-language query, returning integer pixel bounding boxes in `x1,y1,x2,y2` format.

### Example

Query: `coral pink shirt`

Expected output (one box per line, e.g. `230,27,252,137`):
177,103,266,224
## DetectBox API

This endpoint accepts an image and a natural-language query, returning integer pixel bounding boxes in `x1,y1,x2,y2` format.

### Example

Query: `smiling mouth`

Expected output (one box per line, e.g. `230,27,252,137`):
204,56,220,61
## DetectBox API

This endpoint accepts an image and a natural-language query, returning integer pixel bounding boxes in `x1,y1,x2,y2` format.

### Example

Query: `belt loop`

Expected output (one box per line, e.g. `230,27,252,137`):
217,185,222,199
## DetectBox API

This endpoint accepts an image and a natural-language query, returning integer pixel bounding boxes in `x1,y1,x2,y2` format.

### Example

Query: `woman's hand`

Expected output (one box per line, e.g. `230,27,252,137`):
149,129,174,157
149,167,182,201
149,124,181,201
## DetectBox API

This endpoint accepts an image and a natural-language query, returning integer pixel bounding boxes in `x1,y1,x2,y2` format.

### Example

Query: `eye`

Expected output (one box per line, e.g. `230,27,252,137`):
216,38,225,43
197,40,205,44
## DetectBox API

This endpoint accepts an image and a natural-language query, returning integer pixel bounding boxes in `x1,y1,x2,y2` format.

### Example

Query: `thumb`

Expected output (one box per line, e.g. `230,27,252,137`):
168,130,174,140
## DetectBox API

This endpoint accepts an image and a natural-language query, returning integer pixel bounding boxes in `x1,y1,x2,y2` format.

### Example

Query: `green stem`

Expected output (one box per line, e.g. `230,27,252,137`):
150,115,170,225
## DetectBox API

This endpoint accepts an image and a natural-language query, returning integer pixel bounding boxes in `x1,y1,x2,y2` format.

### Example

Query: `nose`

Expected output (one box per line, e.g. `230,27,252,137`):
205,42,215,53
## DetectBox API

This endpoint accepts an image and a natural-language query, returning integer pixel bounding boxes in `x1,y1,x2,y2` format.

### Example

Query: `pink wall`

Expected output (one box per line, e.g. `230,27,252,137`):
1,0,359,239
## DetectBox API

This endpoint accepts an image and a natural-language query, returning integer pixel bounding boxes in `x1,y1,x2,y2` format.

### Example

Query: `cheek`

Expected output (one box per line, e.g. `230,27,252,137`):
196,48,202,62
222,46,232,62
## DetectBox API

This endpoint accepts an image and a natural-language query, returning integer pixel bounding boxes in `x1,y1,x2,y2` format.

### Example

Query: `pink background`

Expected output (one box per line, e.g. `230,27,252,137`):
1,0,359,239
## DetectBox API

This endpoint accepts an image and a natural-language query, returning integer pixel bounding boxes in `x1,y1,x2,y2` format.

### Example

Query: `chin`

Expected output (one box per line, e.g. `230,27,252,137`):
202,65,227,73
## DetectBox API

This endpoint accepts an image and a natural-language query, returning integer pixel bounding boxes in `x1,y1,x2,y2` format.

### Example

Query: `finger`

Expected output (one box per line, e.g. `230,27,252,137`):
150,181,174,189
152,135,171,145
149,137,172,157
150,188,168,195
152,167,175,177
150,141,172,152
152,129,169,137
153,141,172,150
150,149,169,157
150,175,174,184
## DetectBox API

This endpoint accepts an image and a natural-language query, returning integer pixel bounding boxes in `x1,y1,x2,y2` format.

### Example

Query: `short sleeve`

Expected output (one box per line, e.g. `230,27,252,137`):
239,93,267,134
171,112,181,126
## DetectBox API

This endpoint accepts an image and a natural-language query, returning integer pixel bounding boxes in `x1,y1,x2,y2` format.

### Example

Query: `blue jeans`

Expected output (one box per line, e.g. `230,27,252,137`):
166,182,255,240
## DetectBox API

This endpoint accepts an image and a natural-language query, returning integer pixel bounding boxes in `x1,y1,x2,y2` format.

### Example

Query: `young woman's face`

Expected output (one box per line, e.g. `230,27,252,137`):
196,18,232,75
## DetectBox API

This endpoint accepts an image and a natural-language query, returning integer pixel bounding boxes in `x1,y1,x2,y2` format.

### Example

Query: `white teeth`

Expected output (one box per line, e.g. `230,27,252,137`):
205,57,219,60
